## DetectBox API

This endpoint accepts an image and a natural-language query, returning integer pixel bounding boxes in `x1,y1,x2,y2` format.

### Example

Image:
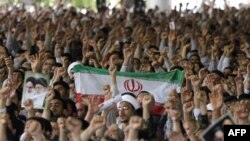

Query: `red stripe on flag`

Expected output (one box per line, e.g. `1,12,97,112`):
151,103,165,116
75,93,104,103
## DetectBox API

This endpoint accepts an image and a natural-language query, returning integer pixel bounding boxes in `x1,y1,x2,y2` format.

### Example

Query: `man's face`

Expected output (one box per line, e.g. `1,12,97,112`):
35,84,46,94
61,56,70,67
25,119,43,135
54,84,67,99
76,103,87,118
0,47,7,59
42,64,52,74
190,55,199,64
117,101,134,123
26,81,34,94
50,99,64,117
54,44,63,57
235,100,250,119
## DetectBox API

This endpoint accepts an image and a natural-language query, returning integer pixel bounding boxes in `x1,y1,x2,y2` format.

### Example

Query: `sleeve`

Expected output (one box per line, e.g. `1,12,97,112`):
217,55,225,72
208,59,217,71
44,33,53,52
111,83,119,96
168,46,175,60
191,37,197,51
159,40,166,52
221,57,230,72
120,65,128,72
163,57,172,72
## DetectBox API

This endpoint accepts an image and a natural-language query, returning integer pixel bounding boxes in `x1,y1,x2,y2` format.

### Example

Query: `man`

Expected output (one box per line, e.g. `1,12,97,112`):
116,92,140,130
76,102,88,119
53,81,69,100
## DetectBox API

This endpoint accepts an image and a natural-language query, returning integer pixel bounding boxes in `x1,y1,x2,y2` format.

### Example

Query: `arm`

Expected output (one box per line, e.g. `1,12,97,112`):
0,113,8,141
42,88,55,120
183,101,195,122
210,85,223,122
57,118,68,141
25,17,33,51
80,115,105,141
84,97,100,123
23,99,35,118
126,116,143,141
120,48,133,72
167,31,176,59
109,65,119,96
159,32,167,52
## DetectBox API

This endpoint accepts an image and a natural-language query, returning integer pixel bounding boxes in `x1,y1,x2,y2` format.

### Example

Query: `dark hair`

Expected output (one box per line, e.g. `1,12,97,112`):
26,77,36,85
210,70,224,78
53,81,69,90
65,99,77,113
36,77,48,87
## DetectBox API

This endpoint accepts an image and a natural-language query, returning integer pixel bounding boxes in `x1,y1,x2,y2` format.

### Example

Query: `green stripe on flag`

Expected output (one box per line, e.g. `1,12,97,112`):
74,65,184,86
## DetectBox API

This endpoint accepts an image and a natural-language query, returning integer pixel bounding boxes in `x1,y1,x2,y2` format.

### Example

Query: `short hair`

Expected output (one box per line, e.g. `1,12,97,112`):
65,99,77,113
53,81,69,90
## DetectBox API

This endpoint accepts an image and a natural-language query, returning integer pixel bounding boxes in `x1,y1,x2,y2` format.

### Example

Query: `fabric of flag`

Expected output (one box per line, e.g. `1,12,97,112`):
74,65,184,115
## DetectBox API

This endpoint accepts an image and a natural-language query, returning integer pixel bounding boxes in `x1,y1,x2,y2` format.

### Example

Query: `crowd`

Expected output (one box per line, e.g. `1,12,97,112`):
0,0,250,141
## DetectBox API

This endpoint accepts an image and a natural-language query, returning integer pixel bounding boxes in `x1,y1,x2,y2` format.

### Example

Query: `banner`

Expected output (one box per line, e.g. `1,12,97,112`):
74,65,184,114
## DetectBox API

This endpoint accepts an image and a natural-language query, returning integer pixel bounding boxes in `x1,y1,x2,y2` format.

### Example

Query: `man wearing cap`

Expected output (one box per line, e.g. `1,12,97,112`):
117,92,140,130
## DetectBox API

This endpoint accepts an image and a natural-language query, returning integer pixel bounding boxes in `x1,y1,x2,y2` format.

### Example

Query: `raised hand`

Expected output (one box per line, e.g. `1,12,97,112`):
23,99,34,112
181,87,192,103
82,96,100,115
89,115,106,131
0,74,19,99
142,94,154,108
198,68,207,80
129,116,143,130
183,101,195,113
106,124,120,140
190,75,201,88
168,31,176,42
57,117,66,130
4,56,13,69
123,48,133,61
161,47,169,57
30,52,45,72
46,87,55,102
170,108,181,121
103,84,110,95
210,84,223,110
66,117,82,133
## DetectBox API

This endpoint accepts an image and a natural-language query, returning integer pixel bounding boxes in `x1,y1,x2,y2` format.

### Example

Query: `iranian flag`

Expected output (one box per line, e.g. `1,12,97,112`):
74,65,184,115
